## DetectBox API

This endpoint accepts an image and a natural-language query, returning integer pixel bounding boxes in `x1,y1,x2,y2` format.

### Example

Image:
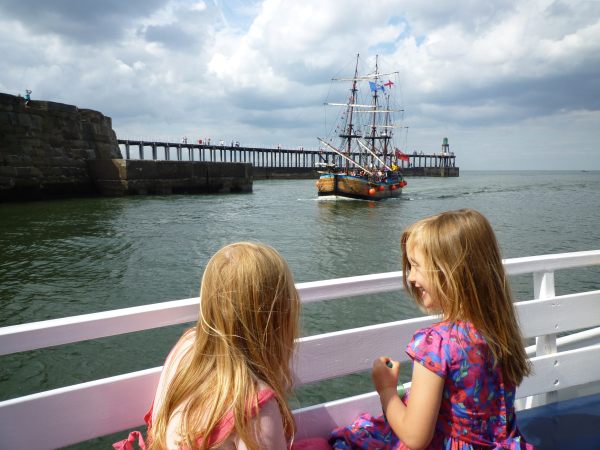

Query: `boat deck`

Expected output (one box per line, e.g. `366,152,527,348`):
1,250,600,449
519,391,600,449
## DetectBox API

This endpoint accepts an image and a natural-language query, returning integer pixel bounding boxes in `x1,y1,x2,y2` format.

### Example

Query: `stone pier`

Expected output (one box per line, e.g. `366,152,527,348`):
88,159,251,196
0,93,251,201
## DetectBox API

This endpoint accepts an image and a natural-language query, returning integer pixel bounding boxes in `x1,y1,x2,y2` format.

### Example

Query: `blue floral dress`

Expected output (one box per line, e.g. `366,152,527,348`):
330,321,533,449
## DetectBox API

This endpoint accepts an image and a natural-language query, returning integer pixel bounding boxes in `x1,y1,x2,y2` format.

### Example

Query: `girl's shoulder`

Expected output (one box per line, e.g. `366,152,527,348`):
256,381,277,403
411,320,485,348
164,328,196,366
424,319,481,336
406,321,489,377
410,321,449,341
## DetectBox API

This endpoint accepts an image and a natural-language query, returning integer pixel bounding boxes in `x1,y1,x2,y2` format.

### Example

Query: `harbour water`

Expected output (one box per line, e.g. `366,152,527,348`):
1,170,600,447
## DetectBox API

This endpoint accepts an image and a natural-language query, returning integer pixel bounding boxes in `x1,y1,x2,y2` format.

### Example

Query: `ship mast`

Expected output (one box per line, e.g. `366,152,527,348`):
339,54,361,172
382,91,391,167
369,55,380,169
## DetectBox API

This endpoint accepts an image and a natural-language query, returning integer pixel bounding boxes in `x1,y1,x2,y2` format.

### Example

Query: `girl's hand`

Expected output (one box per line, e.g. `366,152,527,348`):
372,357,400,395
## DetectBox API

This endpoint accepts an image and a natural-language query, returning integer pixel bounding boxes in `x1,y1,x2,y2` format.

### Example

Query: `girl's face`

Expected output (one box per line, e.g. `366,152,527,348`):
407,245,438,310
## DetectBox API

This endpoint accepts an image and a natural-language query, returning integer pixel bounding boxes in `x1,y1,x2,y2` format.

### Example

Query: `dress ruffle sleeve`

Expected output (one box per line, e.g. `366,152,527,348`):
405,326,448,378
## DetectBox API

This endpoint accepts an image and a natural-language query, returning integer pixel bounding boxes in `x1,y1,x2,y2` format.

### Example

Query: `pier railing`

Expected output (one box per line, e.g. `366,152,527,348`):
1,250,599,448
117,139,457,170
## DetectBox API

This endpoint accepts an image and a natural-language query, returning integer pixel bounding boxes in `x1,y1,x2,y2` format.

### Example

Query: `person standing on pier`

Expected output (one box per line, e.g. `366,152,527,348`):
331,209,533,449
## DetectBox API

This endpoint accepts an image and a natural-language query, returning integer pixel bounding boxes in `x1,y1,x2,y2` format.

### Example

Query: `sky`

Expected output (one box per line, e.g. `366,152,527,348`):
1,0,599,170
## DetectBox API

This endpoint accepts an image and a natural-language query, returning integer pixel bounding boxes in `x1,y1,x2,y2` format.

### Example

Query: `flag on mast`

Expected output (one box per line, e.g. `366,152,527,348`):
395,149,409,161
369,81,385,93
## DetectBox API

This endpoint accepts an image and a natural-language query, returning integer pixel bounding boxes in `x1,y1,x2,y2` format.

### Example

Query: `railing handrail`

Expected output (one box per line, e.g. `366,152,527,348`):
1,250,600,357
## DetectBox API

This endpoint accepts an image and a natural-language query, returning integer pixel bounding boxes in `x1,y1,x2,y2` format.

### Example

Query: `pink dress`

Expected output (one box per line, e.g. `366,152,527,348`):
113,389,282,449
114,329,331,450
330,321,533,449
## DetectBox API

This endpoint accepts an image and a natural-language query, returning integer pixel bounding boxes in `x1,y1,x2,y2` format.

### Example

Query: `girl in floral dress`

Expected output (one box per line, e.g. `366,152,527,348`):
331,209,534,449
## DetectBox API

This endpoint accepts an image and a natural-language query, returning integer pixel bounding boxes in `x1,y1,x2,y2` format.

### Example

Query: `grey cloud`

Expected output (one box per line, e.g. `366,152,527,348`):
228,84,323,112
413,59,600,127
0,0,167,44
496,72,600,113
240,108,320,130
545,0,573,17
139,4,219,50
404,0,517,33
271,60,334,86
142,24,195,49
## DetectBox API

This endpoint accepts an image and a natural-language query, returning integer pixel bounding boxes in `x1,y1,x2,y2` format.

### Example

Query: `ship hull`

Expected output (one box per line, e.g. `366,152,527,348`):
316,174,402,201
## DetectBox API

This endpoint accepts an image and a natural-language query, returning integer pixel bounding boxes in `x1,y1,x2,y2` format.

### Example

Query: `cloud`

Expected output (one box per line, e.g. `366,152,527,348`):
0,0,599,169
0,0,168,44
388,1,600,128
142,24,195,49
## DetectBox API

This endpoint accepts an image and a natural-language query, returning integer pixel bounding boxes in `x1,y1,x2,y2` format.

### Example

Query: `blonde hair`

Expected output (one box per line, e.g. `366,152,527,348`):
401,209,531,386
149,242,300,450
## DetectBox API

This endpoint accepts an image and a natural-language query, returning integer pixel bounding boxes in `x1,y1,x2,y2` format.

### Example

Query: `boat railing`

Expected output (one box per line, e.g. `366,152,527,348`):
1,250,600,448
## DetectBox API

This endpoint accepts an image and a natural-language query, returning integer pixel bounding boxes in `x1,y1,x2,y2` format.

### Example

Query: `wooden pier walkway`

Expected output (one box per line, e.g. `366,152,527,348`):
117,139,459,177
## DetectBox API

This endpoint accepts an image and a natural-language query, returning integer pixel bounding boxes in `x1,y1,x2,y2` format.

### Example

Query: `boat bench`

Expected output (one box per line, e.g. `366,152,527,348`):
518,392,600,450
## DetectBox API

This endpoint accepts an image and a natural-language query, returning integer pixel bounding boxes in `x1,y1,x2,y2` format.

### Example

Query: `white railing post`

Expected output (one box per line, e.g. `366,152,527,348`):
531,270,558,407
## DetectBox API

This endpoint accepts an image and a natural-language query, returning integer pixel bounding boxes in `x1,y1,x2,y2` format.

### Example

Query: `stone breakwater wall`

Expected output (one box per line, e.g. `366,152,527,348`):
88,159,252,196
0,93,251,200
0,93,122,200
252,167,318,179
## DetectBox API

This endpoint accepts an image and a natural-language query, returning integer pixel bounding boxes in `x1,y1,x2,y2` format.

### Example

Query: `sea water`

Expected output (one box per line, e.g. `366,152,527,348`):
1,170,599,447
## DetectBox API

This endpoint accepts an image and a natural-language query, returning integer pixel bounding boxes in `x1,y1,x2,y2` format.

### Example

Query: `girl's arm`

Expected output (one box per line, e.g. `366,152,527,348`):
372,357,444,450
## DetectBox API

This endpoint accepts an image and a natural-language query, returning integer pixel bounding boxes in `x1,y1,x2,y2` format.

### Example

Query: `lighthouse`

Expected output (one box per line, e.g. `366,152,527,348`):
441,137,450,155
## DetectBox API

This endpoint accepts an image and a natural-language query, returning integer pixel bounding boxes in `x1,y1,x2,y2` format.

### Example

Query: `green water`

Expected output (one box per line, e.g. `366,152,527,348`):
1,171,599,448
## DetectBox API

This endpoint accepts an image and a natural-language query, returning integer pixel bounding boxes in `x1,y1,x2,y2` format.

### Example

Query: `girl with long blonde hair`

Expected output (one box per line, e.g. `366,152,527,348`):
115,242,329,449
331,209,533,449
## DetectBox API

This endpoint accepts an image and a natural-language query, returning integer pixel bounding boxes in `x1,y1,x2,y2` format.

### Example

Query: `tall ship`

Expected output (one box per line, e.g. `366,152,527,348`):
316,54,408,200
